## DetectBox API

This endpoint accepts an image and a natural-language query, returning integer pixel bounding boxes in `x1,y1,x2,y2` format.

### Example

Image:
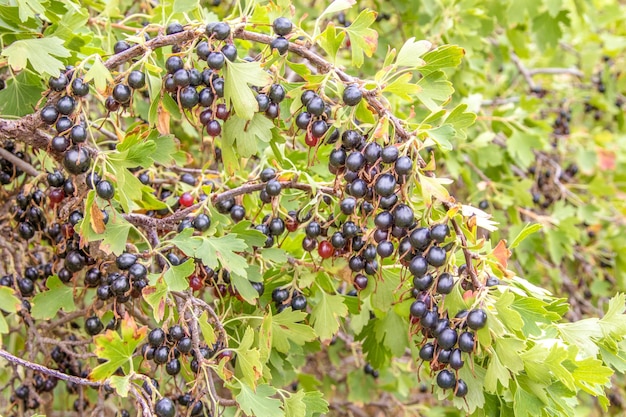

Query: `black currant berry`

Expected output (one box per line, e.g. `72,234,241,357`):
49,74,69,91
96,180,115,199
273,17,293,36
222,44,238,61
392,204,414,228
265,179,282,196
419,342,435,361
165,56,184,74
148,328,166,347
112,84,132,103
409,227,431,249
413,273,433,291
63,147,91,175
455,379,468,397
374,174,396,197
256,94,271,112
410,300,427,318
437,328,458,350
166,22,184,35
269,84,286,103
113,41,130,54
431,224,450,243
306,96,325,116
343,85,362,106
127,70,146,89
71,78,90,96
466,309,487,330
436,273,455,294
340,197,356,215
154,398,175,417
85,316,104,336
381,146,399,163
56,96,76,115
207,52,226,70
450,348,464,370
70,125,87,143
427,246,447,267
56,116,73,133
271,36,289,54
193,214,211,232
436,369,456,389
409,256,428,276
291,295,307,310
40,106,59,124
210,22,231,40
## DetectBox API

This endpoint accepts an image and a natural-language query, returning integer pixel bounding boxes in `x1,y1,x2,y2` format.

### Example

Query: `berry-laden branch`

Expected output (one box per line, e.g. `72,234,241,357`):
0,348,102,388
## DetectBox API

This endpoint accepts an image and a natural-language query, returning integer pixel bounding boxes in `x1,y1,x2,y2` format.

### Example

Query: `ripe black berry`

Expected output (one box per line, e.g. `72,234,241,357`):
436,272,455,294
116,253,137,270
165,56,184,74
363,142,382,163
374,174,396,197
207,52,225,70
392,204,414,228
221,44,237,61
210,22,231,40
40,106,59,124
71,78,90,96
395,156,413,175
272,288,289,303
17,278,34,296
63,147,91,175
329,148,346,167
450,348,464,370
410,300,427,318
49,74,68,91
419,342,435,361
269,84,286,103
436,369,456,389
193,213,211,232
431,224,450,243
113,41,130,54
466,309,487,330
112,84,132,104
260,167,276,182
127,71,146,89
148,328,166,347
455,379,468,397
179,86,199,108
381,146,399,163
265,179,282,196
409,256,428,276
306,96,325,116
56,96,75,115
70,125,87,143
271,36,289,54
155,397,175,417
343,85,362,106
165,358,181,375
85,316,104,335
437,328,458,350
339,197,356,215
96,180,115,199
256,94,270,112
413,273,433,291
65,251,86,273
56,116,73,133
291,295,307,310
273,17,293,36
427,246,447,267
166,22,184,35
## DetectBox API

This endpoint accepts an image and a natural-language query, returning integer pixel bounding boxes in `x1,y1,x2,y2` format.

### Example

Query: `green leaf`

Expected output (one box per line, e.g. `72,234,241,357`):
2,37,70,78
224,61,272,120
31,275,76,320
236,383,284,417
151,134,180,166
382,73,420,101
235,327,263,388
16,0,45,22
98,214,132,256
416,70,454,111
142,280,168,322
0,71,43,117
484,350,510,391
163,258,195,292
418,172,452,204
223,113,274,158
509,223,543,249
343,9,378,68
494,291,524,333
419,45,465,75
0,286,21,314
109,375,131,397
310,289,348,341
302,390,328,417
269,309,317,353
284,390,306,417
83,56,112,93
396,37,431,67
374,309,408,357
507,130,544,168
173,0,198,13
532,11,570,52
198,311,217,347
514,383,546,417
91,314,147,380
318,23,346,64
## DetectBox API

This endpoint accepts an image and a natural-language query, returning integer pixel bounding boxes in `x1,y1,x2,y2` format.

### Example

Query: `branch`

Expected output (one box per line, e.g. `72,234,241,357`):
0,147,40,176
0,348,103,388
528,67,584,77
510,52,537,90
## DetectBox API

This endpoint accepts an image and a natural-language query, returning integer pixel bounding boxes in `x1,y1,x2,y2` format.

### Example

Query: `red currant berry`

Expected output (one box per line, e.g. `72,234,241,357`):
179,192,194,207
189,275,203,291
49,189,65,205
305,131,318,147
318,240,334,259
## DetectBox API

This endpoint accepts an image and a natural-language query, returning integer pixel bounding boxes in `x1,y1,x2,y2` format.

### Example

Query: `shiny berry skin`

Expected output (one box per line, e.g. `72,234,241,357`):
377,241,394,258
436,273,455,294
329,148,346,167
70,125,87,143
179,192,194,207
343,85,362,106
273,17,293,36
210,22,231,40
410,300,427,318
112,84,132,104
49,74,68,91
318,240,334,259
96,180,115,199
229,205,245,222
166,22,184,35
63,147,91,175
56,96,76,115
179,86,199,108
302,236,317,252
116,253,137,270
49,188,65,205
215,104,230,120
271,36,289,54
409,227,431,249
193,213,211,232
256,94,270,112
427,246,447,267
374,174,396,197
148,328,166,347
265,179,282,196
260,167,276,182
85,316,104,336
206,120,222,136
392,204,414,228
466,309,487,330
165,56,184,74
105,96,121,111
381,146,399,163
71,77,90,96
272,288,289,303
269,83,286,103
269,218,285,236
40,106,59,124
189,275,203,291
127,71,146,89
56,116,73,133
354,274,368,290
409,256,428,277
455,379,468,397
305,132,318,147
431,224,450,243
436,369,456,389
165,358,181,375
450,348,464,370
207,52,225,70
291,295,307,310
154,398,176,417
113,40,130,54
221,44,237,61
339,197,356,215
419,342,435,361
306,96,325,116
17,278,34,296
437,328,458,350
413,273,433,291
395,156,413,176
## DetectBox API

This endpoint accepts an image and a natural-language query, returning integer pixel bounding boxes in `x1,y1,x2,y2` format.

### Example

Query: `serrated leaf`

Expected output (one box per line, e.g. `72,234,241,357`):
224,61,272,120
485,350,510,391
31,275,76,320
396,37,431,67
343,9,378,68
91,314,147,380
302,390,328,417
318,23,345,64
382,73,420,101
0,71,43,117
83,56,112,93
151,134,179,165
16,0,45,22
419,45,465,75
270,309,317,353
495,291,524,332
235,327,263,388
109,375,131,397
313,0,356,38
99,214,131,256
142,280,168,322
236,383,284,417
284,390,306,417
310,289,348,341
223,113,274,158
416,70,454,111
2,37,70,78
163,258,194,292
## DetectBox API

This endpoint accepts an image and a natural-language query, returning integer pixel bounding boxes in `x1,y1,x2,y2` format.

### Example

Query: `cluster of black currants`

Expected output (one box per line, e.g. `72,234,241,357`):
105,70,146,112
10,373,58,411
13,187,48,241
40,71,92,176
0,140,31,185
86,253,149,305
154,395,208,417
0,261,52,302
140,326,192,377
271,287,308,312
552,108,571,136
269,17,294,55
412,290,488,398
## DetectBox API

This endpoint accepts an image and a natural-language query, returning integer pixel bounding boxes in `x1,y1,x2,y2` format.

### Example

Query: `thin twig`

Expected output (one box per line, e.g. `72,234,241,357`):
510,52,537,90
0,148,40,176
